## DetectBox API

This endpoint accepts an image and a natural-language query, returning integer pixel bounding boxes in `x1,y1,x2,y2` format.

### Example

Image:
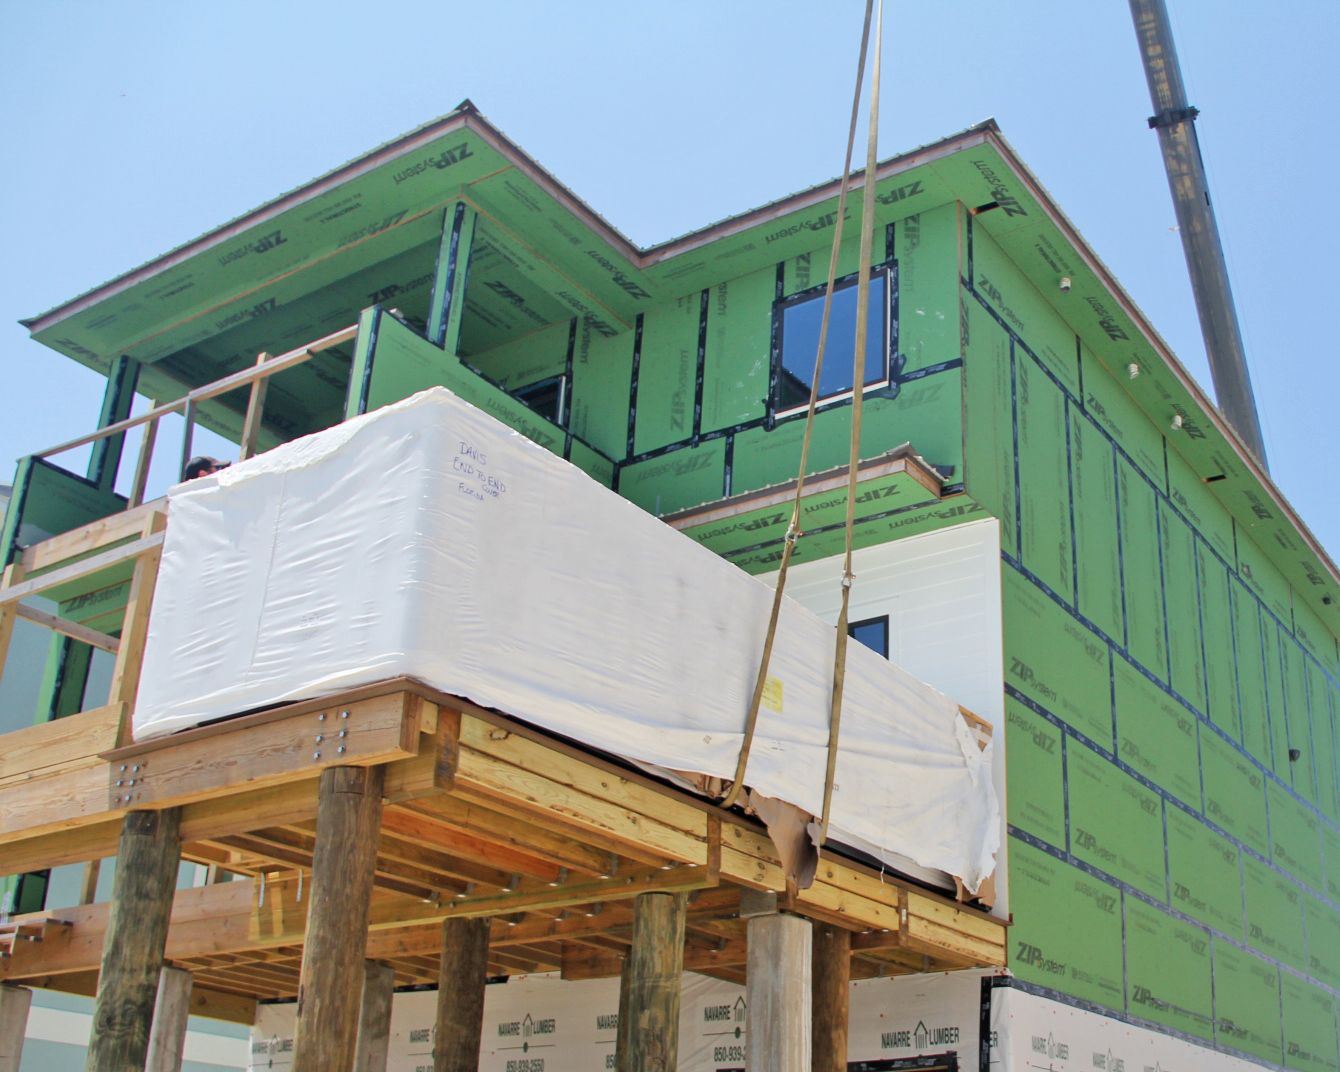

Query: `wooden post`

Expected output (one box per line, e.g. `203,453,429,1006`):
432,917,490,1072
146,965,193,1072
292,765,385,1072
811,923,851,1072
0,985,32,1072
746,910,811,1072
615,891,687,1072
109,511,166,745
239,354,271,461
78,859,102,905
355,961,395,1072
85,807,183,1072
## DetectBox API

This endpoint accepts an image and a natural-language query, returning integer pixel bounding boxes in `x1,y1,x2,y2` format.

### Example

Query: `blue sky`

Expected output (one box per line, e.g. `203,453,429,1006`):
1,0,1336,562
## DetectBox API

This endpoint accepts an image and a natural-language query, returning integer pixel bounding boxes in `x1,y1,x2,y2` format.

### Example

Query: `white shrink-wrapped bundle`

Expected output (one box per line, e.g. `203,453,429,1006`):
136,387,998,891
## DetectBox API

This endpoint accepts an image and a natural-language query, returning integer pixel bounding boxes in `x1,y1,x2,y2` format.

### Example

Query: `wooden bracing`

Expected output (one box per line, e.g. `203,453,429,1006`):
0,513,1007,1026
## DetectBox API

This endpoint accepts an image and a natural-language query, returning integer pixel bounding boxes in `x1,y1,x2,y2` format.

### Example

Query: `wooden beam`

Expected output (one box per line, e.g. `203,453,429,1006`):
812,923,851,1072
239,353,272,462
107,511,166,743
86,807,183,1071
0,564,24,689
433,917,489,1072
0,984,31,1072
355,961,395,1072
615,892,687,1072
146,965,193,1072
13,603,119,653
292,766,385,1072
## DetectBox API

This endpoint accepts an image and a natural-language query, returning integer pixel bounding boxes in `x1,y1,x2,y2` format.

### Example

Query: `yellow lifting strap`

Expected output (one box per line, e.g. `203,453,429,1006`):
721,0,884,817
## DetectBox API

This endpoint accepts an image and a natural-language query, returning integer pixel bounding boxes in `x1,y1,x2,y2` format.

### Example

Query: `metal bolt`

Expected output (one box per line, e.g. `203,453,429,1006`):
337,745,346,754
119,764,127,772
132,765,140,773
115,779,123,787
128,779,136,787
318,712,327,721
340,710,350,719
312,752,321,761
315,734,324,743
338,729,348,738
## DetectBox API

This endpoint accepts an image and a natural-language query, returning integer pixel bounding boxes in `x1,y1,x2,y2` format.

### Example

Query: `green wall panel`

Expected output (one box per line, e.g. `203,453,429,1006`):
634,294,701,454
1005,697,1065,846
1082,344,1165,487
1233,580,1274,767
1294,597,1339,678
701,268,772,434
1113,655,1200,805
1280,636,1318,801
1199,545,1241,736
1268,780,1323,890
468,319,569,388
1322,823,1340,903
1016,357,1072,597
729,375,962,497
1070,410,1122,640
570,322,634,458
1264,624,1294,781
618,440,726,517
961,292,1017,554
973,228,1078,395
1160,502,1208,712
1313,660,1340,820
568,440,614,488
895,204,962,372
1003,566,1111,743
1238,529,1294,625
1125,897,1214,1040
1213,940,1283,1063
1008,838,1124,1007
1243,853,1305,969
1167,806,1243,937
1118,458,1168,680
1068,744,1165,898
1305,892,1340,989
1202,729,1269,855
1281,974,1338,1072
1168,446,1235,564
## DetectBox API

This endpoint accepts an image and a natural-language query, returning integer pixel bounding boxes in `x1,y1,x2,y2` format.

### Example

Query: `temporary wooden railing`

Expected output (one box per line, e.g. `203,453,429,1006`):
32,322,358,508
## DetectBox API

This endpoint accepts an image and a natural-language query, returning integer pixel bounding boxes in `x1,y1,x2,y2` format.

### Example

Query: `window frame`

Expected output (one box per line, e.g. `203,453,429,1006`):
772,266,892,418
847,614,890,659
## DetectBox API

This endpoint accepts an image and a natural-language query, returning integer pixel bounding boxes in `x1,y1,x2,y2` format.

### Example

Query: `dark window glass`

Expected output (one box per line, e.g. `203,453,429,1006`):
848,615,889,659
776,272,888,411
513,376,565,424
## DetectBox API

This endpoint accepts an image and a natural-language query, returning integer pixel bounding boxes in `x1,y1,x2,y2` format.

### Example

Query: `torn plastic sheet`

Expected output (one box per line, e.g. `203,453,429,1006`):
135,387,999,892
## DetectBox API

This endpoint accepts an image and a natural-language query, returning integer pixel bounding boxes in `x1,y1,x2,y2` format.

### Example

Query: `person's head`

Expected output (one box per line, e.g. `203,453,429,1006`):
183,456,227,481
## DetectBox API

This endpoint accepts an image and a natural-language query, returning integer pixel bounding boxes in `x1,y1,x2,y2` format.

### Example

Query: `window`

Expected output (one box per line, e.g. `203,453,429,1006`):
512,375,566,425
775,270,889,412
848,615,889,659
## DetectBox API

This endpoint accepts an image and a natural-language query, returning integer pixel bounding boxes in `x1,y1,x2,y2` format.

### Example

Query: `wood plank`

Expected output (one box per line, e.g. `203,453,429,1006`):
812,923,851,1072
0,564,24,699
10,970,255,1025
0,704,122,784
239,354,271,462
0,533,164,605
453,742,708,865
108,511,166,739
146,965,193,1072
19,501,166,574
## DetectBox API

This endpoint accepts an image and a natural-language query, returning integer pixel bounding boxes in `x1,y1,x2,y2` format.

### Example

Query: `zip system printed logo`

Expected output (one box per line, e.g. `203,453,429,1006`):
585,250,652,301
971,160,1027,217
392,141,475,184
218,229,287,268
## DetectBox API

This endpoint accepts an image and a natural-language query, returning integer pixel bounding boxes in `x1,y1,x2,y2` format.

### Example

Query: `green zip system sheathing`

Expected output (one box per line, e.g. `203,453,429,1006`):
961,207,1340,1068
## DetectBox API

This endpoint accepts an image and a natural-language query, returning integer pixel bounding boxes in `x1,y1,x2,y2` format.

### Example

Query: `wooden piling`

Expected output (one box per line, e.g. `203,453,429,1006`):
292,765,385,1072
0,985,32,1072
146,965,193,1072
85,807,183,1072
433,917,491,1072
355,961,396,1072
746,911,811,1072
615,891,687,1072
811,922,851,1072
